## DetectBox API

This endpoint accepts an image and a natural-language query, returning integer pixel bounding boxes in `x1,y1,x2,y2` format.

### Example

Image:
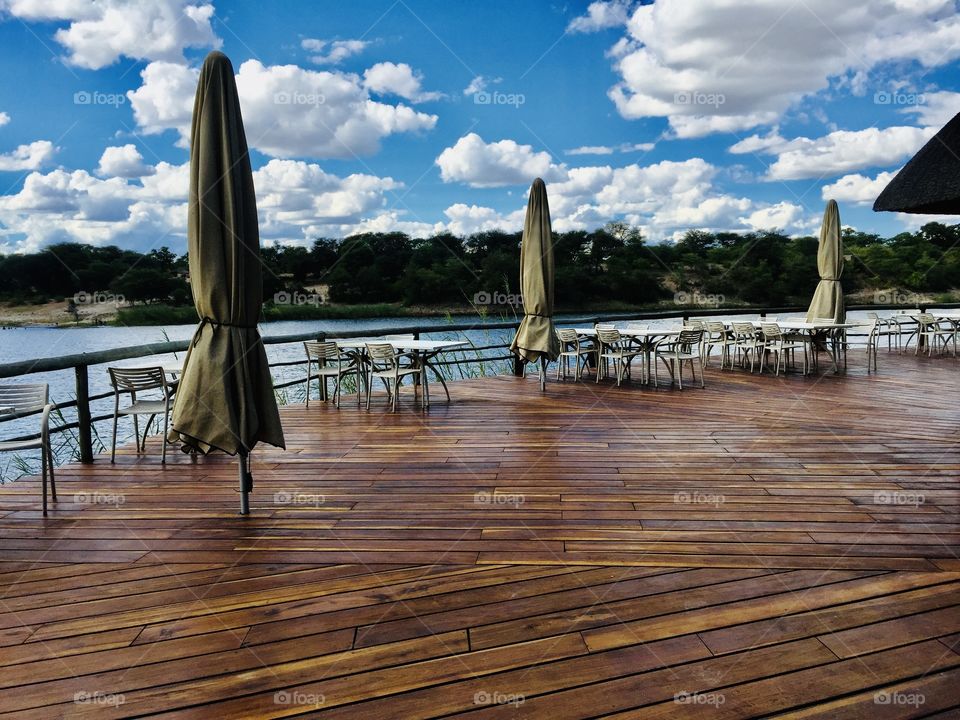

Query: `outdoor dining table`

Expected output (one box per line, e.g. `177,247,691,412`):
332,338,467,408
742,319,857,374
573,326,683,384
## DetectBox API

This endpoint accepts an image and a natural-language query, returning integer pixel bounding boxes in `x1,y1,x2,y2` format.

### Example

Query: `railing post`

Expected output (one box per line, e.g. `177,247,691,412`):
512,324,524,376
75,364,93,464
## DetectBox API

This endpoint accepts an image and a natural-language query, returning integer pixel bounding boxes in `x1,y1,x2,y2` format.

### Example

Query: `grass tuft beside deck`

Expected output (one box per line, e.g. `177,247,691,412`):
1,352,958,717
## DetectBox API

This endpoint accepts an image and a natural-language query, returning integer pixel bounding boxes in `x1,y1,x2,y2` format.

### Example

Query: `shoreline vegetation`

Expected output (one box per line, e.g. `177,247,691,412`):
2,222,959,327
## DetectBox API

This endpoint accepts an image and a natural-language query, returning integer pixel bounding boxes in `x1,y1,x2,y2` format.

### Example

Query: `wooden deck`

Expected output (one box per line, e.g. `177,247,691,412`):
1,351,959,718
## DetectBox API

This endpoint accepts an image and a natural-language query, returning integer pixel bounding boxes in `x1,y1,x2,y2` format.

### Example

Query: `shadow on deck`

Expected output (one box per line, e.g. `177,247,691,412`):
1,351,958,717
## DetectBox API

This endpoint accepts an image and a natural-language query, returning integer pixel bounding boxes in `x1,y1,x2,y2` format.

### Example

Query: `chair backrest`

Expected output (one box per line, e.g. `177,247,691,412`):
917,313,936,324
732,321,757,336
760,323,783,340
595,322,615,331
365,343,400,371
597,328,622,345
304,340,339,362
0,383,48,412
108,367,167,393
556,328,578,344
705,320,727,333
677,329,703,347
684,319,705,330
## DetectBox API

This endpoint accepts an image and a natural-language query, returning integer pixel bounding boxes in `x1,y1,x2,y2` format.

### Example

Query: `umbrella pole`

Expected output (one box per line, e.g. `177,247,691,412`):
540,356,547,392
238,450,252,515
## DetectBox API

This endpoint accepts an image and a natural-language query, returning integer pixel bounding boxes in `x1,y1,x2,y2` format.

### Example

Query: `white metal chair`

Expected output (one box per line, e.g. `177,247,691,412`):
304,341,358,408
813,318,848,369
867,312,900,353
555,328,592,380
731,322,763,372
596,328,644,386
0,383,56,514
915,313,957,357
364,343,424,411
653,329,704,389
107,366,174,464
760,323,808,376
704,321,735,369
864,318,880,372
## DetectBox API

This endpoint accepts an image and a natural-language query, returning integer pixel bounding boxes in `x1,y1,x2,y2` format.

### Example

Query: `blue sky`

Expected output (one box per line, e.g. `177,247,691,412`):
0,0,958,254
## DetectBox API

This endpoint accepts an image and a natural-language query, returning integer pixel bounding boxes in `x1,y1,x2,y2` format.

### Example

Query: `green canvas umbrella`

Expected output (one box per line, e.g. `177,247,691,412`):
169,51,285,515
510,178,560,391
806,199,846,324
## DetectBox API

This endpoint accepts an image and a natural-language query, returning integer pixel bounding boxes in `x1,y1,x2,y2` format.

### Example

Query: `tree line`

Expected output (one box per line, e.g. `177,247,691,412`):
1,221,958,310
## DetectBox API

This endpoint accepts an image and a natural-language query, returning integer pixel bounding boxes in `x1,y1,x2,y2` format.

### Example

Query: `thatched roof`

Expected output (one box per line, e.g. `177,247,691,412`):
874,111,960,215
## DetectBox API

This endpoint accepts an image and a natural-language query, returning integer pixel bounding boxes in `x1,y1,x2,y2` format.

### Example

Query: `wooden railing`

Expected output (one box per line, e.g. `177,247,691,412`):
0,302,955,464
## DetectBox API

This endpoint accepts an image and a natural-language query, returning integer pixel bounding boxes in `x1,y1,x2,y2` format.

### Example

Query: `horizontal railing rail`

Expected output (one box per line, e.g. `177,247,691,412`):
0,302,954,462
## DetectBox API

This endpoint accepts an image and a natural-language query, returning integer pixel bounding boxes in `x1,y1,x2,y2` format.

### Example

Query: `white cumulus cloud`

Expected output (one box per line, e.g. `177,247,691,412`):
436,133,566,188
567,0,631,33
97,144,156,178
821,171,897,204
0,140,56,171
301,38,369,65
363,61,443,103
1,0,219,69
604,0,960,137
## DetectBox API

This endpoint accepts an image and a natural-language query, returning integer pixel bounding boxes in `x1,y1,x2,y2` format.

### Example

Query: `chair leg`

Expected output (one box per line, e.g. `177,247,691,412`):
47,438,57,501
161,404,168,464
133,415,141,454
111,403,119,464
305,367,312,408
41,444,48,516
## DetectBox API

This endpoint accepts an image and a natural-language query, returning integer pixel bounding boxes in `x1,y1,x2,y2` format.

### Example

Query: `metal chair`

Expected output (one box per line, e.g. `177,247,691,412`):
731,322,763,372
364,343,424,411
555,328,592,381
867,312,900,353
915,313,957,357
704,320,735,369
0,383,56,514
864,318,880,373
760,323,808,376
653,329,705,389
107,366,174,463
596,328,644,386
304,341,358,408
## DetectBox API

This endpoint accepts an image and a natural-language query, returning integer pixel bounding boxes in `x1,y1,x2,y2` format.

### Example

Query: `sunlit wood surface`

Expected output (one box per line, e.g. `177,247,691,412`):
1,351,958,717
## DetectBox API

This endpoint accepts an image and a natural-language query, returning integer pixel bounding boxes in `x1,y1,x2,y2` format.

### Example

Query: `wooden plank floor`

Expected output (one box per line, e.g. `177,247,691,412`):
0,351,958,718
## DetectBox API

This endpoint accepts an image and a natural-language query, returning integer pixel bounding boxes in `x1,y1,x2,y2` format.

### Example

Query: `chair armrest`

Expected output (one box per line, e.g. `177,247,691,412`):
40,403,54,441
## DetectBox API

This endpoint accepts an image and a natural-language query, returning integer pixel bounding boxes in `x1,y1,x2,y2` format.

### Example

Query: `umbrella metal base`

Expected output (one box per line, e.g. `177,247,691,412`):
238,452,253,515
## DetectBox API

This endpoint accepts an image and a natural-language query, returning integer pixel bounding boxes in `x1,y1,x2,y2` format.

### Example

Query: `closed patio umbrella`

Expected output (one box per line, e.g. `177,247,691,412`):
806,199,845,324
169,51,285,514
874,111,960,214
510,178,560,390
